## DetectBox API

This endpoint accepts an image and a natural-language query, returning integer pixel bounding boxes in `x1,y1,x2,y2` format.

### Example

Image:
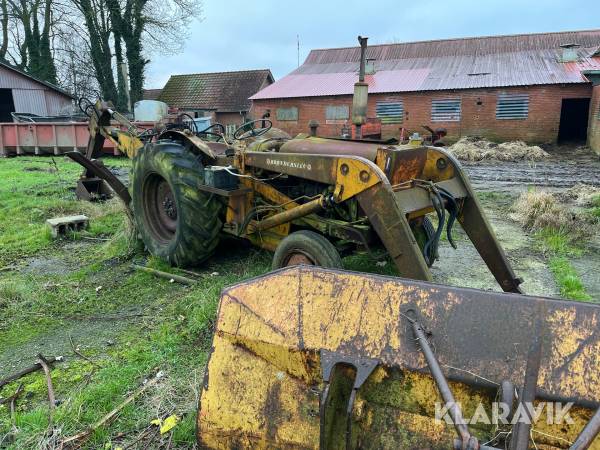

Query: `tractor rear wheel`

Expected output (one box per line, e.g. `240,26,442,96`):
272,230,343,270
132,141,223,266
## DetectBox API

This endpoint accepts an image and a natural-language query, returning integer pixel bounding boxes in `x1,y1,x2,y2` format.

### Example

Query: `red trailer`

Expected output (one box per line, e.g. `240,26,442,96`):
0,121,153,157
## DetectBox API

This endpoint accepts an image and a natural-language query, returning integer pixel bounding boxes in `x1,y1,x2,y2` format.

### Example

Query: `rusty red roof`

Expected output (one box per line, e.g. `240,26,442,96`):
251,30,600,100
142,89,163,100
159,69,274,112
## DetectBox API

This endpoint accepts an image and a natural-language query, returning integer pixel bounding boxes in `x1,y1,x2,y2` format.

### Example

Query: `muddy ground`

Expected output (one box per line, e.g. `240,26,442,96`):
464,144,600,193
434,144,600,299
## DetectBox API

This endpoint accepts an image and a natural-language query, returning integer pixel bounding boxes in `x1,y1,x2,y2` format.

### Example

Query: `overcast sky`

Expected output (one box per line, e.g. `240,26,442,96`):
145,0,600,88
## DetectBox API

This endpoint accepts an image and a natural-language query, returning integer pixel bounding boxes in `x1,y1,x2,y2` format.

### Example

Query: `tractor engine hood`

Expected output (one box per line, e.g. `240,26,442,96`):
279,136,382,162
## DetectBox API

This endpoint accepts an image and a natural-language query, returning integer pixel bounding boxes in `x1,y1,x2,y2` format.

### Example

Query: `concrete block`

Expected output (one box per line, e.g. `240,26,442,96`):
46,215,89,238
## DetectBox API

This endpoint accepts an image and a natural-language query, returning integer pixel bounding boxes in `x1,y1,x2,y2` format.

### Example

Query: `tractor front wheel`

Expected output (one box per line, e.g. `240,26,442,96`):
132,141,223,267
411,216,437,267
272,230,342,270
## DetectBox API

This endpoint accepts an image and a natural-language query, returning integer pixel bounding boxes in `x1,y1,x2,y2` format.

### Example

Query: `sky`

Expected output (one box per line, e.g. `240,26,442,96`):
144,0,600,88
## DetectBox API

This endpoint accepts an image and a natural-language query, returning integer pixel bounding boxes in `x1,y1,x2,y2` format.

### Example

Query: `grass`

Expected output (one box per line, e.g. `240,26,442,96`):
0,156,275,448
530,227,592,302
0,155,395,448
548,256,592,301
511,188,595,302
590,194,600,220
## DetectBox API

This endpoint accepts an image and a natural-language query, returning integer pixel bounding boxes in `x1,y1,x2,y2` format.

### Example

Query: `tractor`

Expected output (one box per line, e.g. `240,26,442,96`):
68,96,523,293
67,36,523,293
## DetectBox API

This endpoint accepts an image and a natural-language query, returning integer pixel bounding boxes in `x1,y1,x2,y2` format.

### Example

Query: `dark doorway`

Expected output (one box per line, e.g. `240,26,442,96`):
0,89,15,122
558,98,590,143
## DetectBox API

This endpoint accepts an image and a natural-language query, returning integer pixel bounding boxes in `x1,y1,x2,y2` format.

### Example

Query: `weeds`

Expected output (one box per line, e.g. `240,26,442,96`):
548,257,592,301
510,189,592,237
511,189,595,302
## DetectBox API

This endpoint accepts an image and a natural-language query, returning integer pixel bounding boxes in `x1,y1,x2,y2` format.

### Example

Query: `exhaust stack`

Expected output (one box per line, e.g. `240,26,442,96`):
352,36,369,139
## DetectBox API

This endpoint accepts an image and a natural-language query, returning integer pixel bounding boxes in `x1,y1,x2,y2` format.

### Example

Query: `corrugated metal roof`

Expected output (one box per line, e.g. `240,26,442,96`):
0,61,74,99
158,69,274,112
251,30,600,100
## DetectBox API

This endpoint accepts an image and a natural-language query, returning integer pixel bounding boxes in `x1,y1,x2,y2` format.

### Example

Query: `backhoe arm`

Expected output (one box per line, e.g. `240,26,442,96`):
67,100,142,204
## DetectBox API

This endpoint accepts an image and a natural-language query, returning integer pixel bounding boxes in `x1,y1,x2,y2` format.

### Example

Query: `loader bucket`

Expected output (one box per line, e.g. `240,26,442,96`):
197,267,600,449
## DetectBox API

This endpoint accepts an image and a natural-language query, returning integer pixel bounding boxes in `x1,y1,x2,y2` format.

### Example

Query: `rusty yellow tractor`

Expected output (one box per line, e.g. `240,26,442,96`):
69,96,523,293
67,37,599,450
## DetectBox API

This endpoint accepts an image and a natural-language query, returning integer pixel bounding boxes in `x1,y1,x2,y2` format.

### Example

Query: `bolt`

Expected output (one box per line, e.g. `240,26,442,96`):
162,197,177,219
359,170,370,182
340,163,349,175
436,158,448,170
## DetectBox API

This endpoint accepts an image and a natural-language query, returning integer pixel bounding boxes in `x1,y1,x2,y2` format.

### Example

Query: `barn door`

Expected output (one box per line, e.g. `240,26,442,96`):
558,98,590,143
0,89,16,122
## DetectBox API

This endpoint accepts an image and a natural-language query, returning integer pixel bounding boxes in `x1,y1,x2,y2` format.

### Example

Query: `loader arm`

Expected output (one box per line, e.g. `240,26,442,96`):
242,148,522,293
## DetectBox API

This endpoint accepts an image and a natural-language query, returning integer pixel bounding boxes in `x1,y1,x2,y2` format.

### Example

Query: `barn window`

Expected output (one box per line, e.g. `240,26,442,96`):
431,99,461,122
225,124,237,136
376,101,404,123
496,94,529,119
276,107,298,121
325,105,349,123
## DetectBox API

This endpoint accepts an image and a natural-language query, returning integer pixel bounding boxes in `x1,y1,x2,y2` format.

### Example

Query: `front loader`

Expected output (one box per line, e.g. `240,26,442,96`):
68,96,523,293
197,266,600,449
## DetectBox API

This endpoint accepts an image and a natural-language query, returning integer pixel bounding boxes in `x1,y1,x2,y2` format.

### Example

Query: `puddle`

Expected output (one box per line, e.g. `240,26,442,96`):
0,310,144,378
22,257,72,275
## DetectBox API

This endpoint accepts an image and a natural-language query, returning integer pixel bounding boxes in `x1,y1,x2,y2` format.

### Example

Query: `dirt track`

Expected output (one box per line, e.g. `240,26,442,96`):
463,145,600,193
445,145,600,300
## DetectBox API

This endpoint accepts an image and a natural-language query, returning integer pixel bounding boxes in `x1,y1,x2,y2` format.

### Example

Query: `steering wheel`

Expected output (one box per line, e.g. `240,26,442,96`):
78,97,98,119
233,119,272,140
197,123,226,141
177,113,198,134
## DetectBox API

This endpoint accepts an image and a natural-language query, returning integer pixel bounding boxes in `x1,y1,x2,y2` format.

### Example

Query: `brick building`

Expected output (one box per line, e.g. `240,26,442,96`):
250,30,600,153
146,69,274,134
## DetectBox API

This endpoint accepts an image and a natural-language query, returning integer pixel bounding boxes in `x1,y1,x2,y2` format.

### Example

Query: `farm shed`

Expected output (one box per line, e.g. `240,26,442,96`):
0,61,74,121
151,69,274,135
251,30,600,153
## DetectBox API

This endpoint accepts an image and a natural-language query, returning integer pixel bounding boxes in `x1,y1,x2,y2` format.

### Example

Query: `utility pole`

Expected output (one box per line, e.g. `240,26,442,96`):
120,61,131,112
297,34,300,67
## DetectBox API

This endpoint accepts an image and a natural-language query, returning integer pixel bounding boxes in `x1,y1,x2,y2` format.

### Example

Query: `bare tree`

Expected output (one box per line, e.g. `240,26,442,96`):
6,0,58,83
0,0,202,108
0,0,8,60
105,0,202,105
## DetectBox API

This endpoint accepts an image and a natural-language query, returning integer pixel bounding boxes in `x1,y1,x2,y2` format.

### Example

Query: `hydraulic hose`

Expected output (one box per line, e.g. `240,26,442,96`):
437,187,459,249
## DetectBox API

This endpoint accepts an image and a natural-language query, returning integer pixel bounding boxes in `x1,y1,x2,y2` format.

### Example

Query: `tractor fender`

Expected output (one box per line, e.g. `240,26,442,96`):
158,130,218,161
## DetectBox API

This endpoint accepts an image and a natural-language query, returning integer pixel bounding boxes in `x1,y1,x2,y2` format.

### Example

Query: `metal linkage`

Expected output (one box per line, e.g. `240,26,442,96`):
569,407,600,450
510,328,542,450
409,316,500,450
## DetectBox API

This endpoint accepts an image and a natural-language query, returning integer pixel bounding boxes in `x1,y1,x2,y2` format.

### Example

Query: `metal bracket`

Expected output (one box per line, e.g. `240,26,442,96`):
319,349,379,450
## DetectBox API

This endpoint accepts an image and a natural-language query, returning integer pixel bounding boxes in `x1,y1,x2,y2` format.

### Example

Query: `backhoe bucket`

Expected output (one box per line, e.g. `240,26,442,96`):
197,266,600,449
